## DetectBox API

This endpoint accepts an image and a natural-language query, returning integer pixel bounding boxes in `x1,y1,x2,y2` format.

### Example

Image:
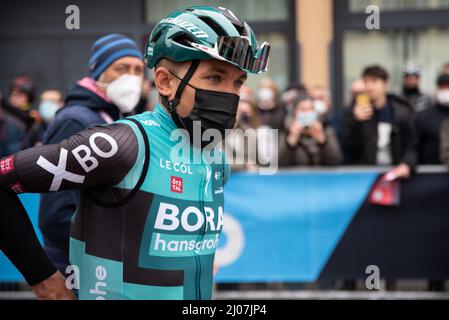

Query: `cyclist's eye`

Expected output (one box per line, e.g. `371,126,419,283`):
206,74,221,84
234,80,244,89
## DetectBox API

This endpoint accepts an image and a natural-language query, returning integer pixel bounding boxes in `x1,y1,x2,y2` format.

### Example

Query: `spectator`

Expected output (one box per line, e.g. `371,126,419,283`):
0,92,24,157
310,85,332,122
38,90,63,125
1,76,45,148
38,34,144,274
280,82,307,116
401,61,432,113
279,94,342,167
255,78,286,130
416,74,449,164
342,65,417,178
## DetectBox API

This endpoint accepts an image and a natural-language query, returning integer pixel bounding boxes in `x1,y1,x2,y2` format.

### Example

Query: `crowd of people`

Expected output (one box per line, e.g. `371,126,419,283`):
0,5,448,297
225,61,449,174
2,50,449,175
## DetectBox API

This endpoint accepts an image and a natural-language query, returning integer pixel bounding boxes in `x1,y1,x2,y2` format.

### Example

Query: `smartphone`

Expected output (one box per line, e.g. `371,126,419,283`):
356,93,371,109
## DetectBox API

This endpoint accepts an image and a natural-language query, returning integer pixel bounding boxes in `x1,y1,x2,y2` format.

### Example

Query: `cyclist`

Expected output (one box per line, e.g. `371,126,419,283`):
0,6,270,300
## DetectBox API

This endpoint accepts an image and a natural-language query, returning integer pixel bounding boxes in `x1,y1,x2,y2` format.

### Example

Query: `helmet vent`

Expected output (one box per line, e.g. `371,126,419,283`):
172,33,196,47
198,16,227,37
151,29,163,43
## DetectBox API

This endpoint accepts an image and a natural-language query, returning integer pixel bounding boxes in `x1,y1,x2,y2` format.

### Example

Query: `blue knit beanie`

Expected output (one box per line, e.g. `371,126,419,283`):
89,34,143,80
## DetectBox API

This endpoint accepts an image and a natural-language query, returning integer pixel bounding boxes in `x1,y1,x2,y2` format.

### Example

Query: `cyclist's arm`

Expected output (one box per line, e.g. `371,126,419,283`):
0,190,76,299
0,123,138,194
0,190,56,285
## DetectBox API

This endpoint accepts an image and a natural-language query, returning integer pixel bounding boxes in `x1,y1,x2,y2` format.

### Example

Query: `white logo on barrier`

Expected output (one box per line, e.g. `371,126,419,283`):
37,133,118,191
215,213,244,267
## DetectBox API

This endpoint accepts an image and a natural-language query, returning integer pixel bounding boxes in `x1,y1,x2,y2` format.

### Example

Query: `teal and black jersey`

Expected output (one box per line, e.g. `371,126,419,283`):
0,103,230,300
70,104,230,300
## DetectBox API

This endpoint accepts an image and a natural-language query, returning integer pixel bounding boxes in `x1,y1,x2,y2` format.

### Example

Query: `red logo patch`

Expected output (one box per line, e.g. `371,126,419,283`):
10,181,25,194
0,156,14,175
170,176,183,193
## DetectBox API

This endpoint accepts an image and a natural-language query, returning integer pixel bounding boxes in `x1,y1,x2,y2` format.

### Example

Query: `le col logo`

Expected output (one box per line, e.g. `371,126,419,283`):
37,132,118,191
160,159,193,175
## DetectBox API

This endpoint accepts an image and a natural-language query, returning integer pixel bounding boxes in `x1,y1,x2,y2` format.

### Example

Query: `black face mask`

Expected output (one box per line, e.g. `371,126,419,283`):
162,60,240,148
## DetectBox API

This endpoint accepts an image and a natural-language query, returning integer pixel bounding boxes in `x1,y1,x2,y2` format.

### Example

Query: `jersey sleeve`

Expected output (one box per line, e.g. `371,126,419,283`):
0,123,138,194
0,190,57,286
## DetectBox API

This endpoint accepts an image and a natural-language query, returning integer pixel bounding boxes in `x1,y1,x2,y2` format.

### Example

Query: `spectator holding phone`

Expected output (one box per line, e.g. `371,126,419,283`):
279,94,342,167
342,65,417,179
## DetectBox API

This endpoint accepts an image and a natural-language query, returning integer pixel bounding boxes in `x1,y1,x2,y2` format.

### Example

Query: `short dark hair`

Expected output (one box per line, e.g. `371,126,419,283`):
293,93,312,108
361,65,389,82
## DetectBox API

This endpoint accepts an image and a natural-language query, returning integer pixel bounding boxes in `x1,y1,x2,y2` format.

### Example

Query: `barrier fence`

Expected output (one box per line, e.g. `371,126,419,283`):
1,166,449,284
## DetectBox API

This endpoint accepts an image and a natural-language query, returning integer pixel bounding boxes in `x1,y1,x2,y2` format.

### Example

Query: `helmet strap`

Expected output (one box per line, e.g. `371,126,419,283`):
162,60,200,130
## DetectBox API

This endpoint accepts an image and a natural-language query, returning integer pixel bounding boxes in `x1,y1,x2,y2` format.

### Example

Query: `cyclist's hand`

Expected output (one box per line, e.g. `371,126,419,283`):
31,271,77,300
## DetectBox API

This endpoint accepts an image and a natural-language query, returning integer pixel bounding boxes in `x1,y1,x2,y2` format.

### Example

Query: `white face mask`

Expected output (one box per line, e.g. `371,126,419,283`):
313,100,328,115
100,74,142,113
437,89,449,107
257,88,275,103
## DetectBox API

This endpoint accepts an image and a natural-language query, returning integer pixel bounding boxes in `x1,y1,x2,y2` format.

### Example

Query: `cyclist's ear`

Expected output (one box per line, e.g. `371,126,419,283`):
154,66,177,99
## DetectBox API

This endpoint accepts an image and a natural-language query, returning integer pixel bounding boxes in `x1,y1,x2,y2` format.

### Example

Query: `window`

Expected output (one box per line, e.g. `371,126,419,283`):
144,0,295,91
343,27,449,104
349,0,449,12
144,0,289,24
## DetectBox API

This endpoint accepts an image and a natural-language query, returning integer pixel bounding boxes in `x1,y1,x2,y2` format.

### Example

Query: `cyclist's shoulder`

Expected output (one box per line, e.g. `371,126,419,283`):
118,111,162,128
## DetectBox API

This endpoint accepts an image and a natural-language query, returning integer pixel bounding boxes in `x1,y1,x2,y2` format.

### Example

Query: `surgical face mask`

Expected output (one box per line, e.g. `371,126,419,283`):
167,85,239,148
100,74,142,113
38,101,59,123
163,60,239,149
296,111,318,127
313,100,328,115
437,89,449,107
257,87,275,102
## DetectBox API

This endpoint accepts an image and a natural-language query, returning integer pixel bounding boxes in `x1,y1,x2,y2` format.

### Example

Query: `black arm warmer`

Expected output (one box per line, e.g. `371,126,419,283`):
0,190,57,286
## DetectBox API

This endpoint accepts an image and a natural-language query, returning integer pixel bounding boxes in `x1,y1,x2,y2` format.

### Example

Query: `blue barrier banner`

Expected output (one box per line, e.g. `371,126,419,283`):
214,171,377,283
2,168,449,283
0,194,42,282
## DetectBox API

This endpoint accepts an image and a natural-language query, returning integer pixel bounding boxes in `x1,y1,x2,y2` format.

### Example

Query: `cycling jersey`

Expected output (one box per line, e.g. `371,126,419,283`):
0,103,230,300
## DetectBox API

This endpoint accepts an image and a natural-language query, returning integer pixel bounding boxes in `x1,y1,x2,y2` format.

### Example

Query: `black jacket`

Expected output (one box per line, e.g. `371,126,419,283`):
38,82,120,259
415,103,449,164
342,94,417,168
